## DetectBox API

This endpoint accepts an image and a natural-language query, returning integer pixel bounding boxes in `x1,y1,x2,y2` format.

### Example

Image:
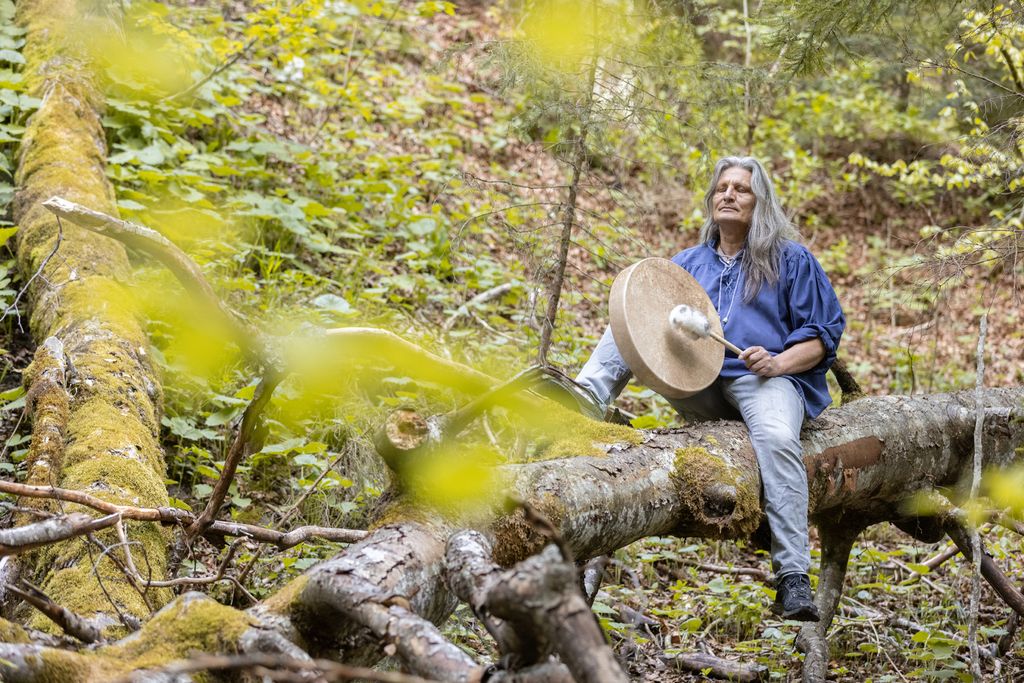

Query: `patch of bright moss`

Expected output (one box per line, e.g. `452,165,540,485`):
56,279,143,344
369,495,436,530
260,574,310,616
30,562,139,638
64,398,162,473
13,0,173,638
38,648,93,683
100,594,253,672
61,456,169,512
0,617,31,643
524,403,642,462
28,520,172,638
672,446,760,535
19,341,70,520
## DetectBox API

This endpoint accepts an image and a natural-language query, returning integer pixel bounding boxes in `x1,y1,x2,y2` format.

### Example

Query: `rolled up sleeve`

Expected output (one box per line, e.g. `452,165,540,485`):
784,250,845,371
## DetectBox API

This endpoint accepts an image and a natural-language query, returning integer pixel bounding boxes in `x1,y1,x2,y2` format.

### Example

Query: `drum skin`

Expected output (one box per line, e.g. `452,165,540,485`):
609,258,725,399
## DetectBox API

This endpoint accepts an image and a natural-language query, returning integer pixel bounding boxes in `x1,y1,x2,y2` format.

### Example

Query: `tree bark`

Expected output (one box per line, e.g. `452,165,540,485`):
446,530,628,682
11,0,171,636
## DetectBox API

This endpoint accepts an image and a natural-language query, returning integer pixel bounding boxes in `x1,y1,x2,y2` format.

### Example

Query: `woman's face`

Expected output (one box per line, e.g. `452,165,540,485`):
712,167,755,232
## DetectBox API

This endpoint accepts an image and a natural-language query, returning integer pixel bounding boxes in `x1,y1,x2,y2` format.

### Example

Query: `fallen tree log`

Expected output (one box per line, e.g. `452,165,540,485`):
3,388,1020,682
6,0,171,635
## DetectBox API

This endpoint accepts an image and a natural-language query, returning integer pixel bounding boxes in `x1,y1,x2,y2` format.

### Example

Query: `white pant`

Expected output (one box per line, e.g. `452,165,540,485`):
577,329,811,576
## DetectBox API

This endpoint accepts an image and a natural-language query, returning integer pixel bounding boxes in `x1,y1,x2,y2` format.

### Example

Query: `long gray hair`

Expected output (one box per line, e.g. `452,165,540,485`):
698,156,798,301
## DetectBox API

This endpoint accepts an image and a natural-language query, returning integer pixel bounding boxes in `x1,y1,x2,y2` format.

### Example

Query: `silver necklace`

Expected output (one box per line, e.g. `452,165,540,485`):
716,254,739,324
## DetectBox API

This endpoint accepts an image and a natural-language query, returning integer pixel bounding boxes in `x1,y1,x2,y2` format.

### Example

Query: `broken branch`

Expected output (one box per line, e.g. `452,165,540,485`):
5,580,102,643
41,197,261,358
0,512,119,556
187,369,285,540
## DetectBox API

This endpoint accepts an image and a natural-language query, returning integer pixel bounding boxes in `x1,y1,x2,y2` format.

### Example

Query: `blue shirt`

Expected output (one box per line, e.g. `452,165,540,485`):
670,241,845,418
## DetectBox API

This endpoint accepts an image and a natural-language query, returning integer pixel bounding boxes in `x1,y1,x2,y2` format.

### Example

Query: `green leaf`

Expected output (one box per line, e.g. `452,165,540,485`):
234,384,258,400
0,69,22,88
0,48,24,64
311,293,353,314
4,432,28,447
162,416,220,441
1,393,25,412
260,437,305,455
167,497,193,511
294,557,318,570
137,144,166,166
707,577,729,593
293,453,321,467
196,464,220,479
205,405,242,426
0,384,23,401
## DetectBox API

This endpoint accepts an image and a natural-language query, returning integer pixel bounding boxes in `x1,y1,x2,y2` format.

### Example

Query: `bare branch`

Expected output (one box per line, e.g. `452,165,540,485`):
944,515,1024,618
672,560,769,582
0,480,367,548
167,37,258,102
40,197,263,359
5,580,103,643
665,652,767,682
322,327,498,393
443,283,517,332
187,369,285,540
0,512,119,556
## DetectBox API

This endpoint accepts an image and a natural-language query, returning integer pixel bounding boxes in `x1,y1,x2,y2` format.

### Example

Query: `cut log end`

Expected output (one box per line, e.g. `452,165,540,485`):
375,409,432,471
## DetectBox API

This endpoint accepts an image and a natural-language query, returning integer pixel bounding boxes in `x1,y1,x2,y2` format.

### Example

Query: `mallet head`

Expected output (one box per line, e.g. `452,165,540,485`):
669,303,711,339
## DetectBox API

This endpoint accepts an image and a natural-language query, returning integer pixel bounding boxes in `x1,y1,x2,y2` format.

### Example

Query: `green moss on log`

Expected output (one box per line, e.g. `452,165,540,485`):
2,596,254,681
20,340,69,523
11,0,170,633
100,595,254,672
38,648,93,683
673,446,761,536
490,494,567,567
63,457,169,508
26,546,170,638
525,403,642,461
0,617,31,643
261,574,310,616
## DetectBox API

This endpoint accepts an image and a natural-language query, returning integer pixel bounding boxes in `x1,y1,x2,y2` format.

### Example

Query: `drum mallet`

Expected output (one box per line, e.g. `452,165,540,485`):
669,304,744,355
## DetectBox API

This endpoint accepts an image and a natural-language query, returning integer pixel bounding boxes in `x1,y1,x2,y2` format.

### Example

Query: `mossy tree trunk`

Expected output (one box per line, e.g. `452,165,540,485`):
9,0,171,635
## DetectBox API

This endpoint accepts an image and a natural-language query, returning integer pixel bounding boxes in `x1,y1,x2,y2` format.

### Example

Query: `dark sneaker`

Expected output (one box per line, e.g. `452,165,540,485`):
771,573,820,622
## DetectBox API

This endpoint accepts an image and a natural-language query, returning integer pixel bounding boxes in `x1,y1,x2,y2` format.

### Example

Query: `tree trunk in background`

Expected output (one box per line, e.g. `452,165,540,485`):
9,0,170,635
